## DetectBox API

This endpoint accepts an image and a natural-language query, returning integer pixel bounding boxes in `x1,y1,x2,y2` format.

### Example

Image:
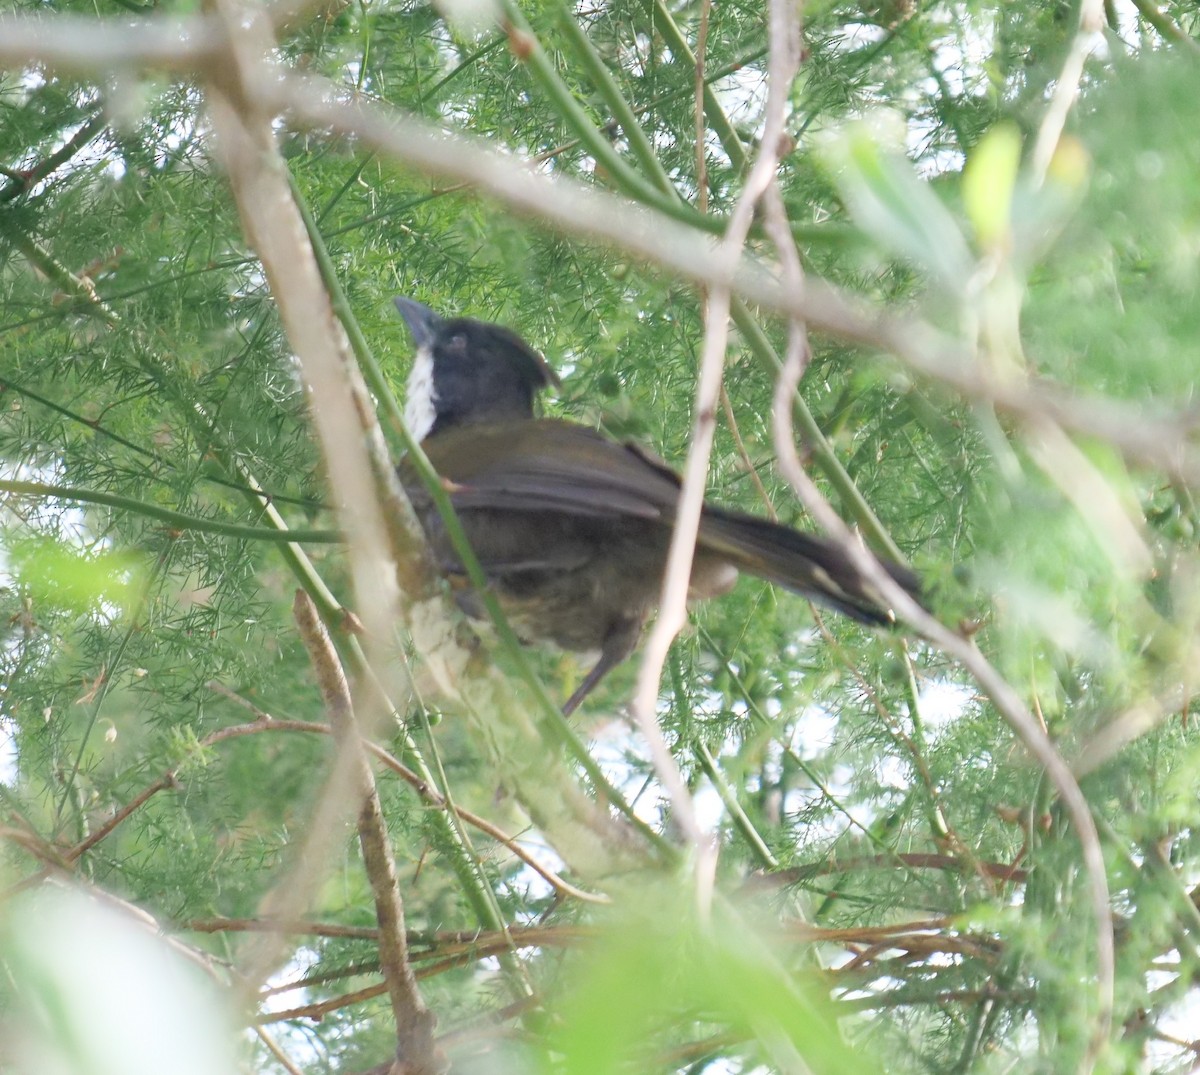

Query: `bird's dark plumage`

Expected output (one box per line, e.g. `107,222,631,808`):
395,298,919,713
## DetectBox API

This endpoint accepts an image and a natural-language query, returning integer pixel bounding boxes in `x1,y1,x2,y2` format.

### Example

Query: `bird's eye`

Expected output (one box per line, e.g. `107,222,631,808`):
445,333,468,354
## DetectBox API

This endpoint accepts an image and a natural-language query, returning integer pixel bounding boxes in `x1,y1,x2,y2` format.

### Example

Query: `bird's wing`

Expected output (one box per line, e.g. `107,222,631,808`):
424,420,682,521
414,419,922,622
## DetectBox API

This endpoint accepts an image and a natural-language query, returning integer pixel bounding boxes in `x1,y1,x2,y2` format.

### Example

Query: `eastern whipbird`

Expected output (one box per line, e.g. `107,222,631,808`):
395,297,920,714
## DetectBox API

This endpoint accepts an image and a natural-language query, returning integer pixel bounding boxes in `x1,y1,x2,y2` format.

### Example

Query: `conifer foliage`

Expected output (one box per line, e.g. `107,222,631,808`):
2,1,1200,1071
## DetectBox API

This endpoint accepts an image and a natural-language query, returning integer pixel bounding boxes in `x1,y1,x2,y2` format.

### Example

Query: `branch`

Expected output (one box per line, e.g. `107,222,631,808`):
1129,0,1200,52
289,165,668,871
0,479,339,543
2,9,1194,481
0,0,339,72
261,75,1200,484
253,1026,307,1075
628,0,804,867
1071,681,1194,779
0,13,221,72
293,590,444,1075
772,314,1117,1064
1029,0,1104,183
0,111,108,204
759,25,1115,1066
6,687,608,908
201,0,420,1003
755,853,1028,887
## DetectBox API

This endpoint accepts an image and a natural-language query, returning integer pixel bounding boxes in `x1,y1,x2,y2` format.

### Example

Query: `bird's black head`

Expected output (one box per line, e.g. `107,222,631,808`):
394,298,560,441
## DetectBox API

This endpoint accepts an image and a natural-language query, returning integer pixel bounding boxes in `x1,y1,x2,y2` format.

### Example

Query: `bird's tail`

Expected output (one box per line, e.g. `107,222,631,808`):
697,507,921,625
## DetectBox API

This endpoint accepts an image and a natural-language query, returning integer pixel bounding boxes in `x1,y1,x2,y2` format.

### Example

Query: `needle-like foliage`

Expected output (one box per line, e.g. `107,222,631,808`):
2,1,1200,1072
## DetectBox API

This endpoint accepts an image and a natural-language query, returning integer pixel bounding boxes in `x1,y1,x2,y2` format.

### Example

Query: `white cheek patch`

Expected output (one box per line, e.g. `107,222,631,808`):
404,343,437,443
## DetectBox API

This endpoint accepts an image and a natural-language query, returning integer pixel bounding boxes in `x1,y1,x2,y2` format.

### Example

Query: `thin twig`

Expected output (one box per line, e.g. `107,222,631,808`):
627,0,805,867
301,720,605,902
754,853,1028,888
62,776,176,864
1029,0,1104,184
719,386,777,517
771,397,1117,1062
189,916,381,940
253,1026,307,1075
754,5,1115,1060
7,713,602,908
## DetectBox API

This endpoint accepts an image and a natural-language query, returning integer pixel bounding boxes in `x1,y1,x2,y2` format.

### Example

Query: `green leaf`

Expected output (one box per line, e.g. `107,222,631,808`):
546,880,873,1074
963,122,1022,251
2,888,236,1075
819,119,974,293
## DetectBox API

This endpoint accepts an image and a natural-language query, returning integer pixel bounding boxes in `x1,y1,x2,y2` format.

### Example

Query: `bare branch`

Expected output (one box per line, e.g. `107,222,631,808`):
754,854,1028,888
772,375,1117,1060
253,1026,307,1075
1071,681,1194,779
261,75,1200,484
0,13,221,72
201,0,419,1003
1030,0,1105,183
0,111,108,204
294,590,444,1075
2,8,1194,481
759,5,1115,1060
627,0,805,867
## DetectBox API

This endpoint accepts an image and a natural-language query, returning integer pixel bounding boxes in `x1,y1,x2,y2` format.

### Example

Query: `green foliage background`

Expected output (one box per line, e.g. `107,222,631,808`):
2,1,1200,1072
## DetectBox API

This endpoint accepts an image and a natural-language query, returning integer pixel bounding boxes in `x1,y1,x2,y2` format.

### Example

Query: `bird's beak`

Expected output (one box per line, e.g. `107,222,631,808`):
393,297,443,348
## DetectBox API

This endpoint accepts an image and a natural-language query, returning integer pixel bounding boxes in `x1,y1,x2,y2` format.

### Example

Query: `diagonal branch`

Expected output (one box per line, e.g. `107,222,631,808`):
260,76,1200,484
766,161,1117,1075
0,110,108,204
2,10,1197,480
201,0,421,1002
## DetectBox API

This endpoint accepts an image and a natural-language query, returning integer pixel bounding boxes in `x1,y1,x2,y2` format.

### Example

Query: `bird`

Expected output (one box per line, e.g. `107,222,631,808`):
394,297,920,715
